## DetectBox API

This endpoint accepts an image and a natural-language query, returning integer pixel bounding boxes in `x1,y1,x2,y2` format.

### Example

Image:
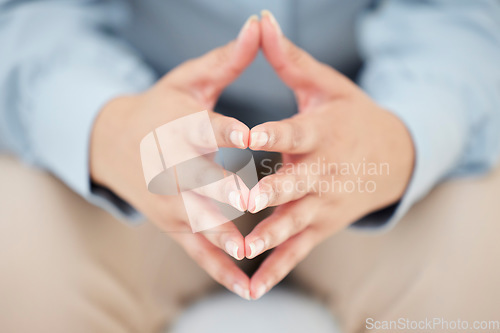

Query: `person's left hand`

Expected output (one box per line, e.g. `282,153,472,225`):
244,11,415,300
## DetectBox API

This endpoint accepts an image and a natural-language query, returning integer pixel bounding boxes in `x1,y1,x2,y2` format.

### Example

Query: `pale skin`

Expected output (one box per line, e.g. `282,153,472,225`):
244,11,415,300
90,11,414,301
90,15,260,300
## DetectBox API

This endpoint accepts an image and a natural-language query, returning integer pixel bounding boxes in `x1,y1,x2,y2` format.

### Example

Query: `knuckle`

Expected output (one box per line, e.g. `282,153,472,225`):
212,264,227,284
216,228,231,246
266,267,282,287
213,116,242,148
285,121,302,152
262,227,279,248
291,128,304,152
214,47,231,66
290,213,306,231
157,203,179,227
260,176,276,195
270,178,283,201
170,220,188,233
222,125,233,146
189,245,205,263
290,136,300,152
262,176,282,203
156,210,171,229
287,44,306,68
190,216,202,232
197,118,215,147
285,247,300,264
294,175,308,194
272,57,287,74
264,126,276,147
214,46,239,76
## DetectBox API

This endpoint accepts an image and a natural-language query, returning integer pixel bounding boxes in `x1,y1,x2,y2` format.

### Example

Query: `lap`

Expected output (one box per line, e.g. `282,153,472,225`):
292,167,500,333
0,155,215,333
3,153,499,332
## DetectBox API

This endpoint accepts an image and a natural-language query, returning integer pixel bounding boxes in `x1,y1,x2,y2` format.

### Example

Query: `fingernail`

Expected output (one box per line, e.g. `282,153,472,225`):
229,130,245,148
253,284,267,300
229,191,244,212
261,10,282,36
250,132,269,149
225,240,241,260
238,14,258,41
252,193,269,213
233,283,250,300
248,238,265,259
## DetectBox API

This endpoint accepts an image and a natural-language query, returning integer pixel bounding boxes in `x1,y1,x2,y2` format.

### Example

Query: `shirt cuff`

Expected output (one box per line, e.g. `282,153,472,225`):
27,65,154,223
352,69,468,231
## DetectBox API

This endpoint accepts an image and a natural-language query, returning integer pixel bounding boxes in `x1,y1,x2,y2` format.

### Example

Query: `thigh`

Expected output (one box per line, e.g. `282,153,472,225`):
0,156,215,333
292,167,500,333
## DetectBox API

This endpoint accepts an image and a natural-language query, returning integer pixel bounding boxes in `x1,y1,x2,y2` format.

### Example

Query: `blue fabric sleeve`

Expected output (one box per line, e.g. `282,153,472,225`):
353,0,500,230
0,0,156,222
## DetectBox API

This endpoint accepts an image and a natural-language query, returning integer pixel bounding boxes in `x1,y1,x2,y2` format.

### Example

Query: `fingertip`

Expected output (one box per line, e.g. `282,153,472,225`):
260,10,283,61
260,10,282,36
229,130,246,149
239,192,247,212
234,14,260,67
227,174,249,212
237,180,250,211
253,284,267,300
228,120,250,149
252,193,269,213
244,240,252,259
249,123,277,151
246,185,257,213
233,283,251,300
249,131,269,150
230,268,251,299
225,237,246,260
237,15,259,43
213,115,249,148
228,190,245,212
237,243,245,261
224,240,239,260
249,277,268,300
245,237,266,259
247,181,270,213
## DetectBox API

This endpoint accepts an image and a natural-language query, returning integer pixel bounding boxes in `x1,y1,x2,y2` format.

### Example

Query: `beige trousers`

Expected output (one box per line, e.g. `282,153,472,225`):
1,155,499,333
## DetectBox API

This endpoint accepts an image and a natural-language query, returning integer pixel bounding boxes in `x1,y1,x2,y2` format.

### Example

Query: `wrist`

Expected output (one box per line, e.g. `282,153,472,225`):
89,94,140,188
381,108,415,204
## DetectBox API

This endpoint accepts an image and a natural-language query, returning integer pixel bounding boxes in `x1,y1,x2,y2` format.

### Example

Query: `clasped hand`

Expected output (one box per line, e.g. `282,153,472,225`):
90,11,414,301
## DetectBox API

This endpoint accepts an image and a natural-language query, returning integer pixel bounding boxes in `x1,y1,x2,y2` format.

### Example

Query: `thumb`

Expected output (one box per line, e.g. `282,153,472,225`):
164,15,260,107
260,10,355,105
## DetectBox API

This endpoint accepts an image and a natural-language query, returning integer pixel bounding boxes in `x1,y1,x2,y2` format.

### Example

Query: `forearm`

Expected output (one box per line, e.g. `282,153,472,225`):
0,0,156,219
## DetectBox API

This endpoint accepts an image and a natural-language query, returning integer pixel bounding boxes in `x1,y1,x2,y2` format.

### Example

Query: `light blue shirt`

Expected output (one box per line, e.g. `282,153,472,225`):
1,0,499,230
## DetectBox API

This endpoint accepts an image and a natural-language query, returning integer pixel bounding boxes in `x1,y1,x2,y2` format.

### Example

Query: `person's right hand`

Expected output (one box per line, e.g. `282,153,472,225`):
89,15,260,300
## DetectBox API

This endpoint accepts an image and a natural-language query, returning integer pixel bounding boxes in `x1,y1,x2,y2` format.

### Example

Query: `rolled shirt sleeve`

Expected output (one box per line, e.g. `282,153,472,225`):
353,0,500,230
0,0,156,222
